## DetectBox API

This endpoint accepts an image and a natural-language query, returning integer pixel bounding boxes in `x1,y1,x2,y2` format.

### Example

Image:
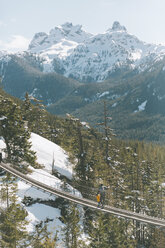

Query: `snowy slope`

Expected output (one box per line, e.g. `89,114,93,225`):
27,21,165,81
0,132,81,243
30,132,74,179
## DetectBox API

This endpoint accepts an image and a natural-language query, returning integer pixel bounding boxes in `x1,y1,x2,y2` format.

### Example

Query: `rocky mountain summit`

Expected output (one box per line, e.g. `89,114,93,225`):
1,21,165,83
29,22,92,53
27,21,165,82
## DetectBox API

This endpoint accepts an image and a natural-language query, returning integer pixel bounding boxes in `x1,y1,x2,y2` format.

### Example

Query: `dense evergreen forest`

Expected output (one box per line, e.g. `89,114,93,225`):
0,87,165,247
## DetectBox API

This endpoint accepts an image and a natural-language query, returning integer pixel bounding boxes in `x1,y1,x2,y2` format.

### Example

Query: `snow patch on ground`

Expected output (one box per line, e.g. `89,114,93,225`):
30,132,74,179
0,132,79,245
134,100,147,112
25,203,63,233
112,102,117,107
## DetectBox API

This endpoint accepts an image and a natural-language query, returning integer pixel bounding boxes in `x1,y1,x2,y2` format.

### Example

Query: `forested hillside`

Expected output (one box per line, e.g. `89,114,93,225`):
47,58,165,143
2,54,165,144
0,88,165,247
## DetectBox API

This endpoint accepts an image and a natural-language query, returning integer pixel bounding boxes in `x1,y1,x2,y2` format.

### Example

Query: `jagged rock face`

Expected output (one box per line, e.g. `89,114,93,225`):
111,21,127,31
28,22,92,55
28,32,48,50
27,21,165,82
1,21,165,83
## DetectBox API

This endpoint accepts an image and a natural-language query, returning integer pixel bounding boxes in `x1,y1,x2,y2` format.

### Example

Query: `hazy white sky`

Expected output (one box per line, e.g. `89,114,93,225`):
1,0,165,52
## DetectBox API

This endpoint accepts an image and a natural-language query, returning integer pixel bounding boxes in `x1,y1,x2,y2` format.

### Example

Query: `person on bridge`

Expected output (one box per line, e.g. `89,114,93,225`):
96,192,101,207
97,184,107,208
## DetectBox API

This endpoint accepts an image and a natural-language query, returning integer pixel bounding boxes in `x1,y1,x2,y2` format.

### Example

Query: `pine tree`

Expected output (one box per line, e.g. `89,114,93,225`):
61,203,85,248
0,97,36,170
22,92,33,122
97,101,116,166
29,220,58,248
0,172,16,208
22,93,50,138
66,114,86,180
0,174,29,247
66,114,92,183
88,212,136,248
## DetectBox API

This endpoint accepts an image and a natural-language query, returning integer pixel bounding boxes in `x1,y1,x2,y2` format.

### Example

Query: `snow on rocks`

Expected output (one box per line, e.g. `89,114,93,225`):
2,22,165,83
27,21,165,82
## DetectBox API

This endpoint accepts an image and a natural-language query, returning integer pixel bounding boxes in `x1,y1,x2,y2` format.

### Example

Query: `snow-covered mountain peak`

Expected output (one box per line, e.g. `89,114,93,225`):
49,22,90,41
28,22,92,54
26,21,165,80
107,21,127,32
3,21,165,82
59,22,83,34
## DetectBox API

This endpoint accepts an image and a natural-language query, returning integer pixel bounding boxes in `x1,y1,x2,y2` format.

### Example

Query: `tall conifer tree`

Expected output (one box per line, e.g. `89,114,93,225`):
0,97,36,169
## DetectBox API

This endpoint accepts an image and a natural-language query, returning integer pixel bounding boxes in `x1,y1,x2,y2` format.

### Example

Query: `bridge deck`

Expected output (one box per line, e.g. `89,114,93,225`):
0,162,165,227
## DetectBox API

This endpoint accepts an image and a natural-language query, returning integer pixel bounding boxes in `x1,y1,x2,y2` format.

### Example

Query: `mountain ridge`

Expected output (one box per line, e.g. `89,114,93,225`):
27,21,165,82
1,21,165,83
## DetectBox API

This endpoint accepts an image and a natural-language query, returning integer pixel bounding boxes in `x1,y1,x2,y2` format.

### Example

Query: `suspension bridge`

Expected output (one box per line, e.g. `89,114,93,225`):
0,162,165,228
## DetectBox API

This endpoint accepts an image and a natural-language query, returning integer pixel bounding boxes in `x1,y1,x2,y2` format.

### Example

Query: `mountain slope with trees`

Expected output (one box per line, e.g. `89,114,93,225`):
0,53,81,103
47,58,165,143
0,88,165,247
